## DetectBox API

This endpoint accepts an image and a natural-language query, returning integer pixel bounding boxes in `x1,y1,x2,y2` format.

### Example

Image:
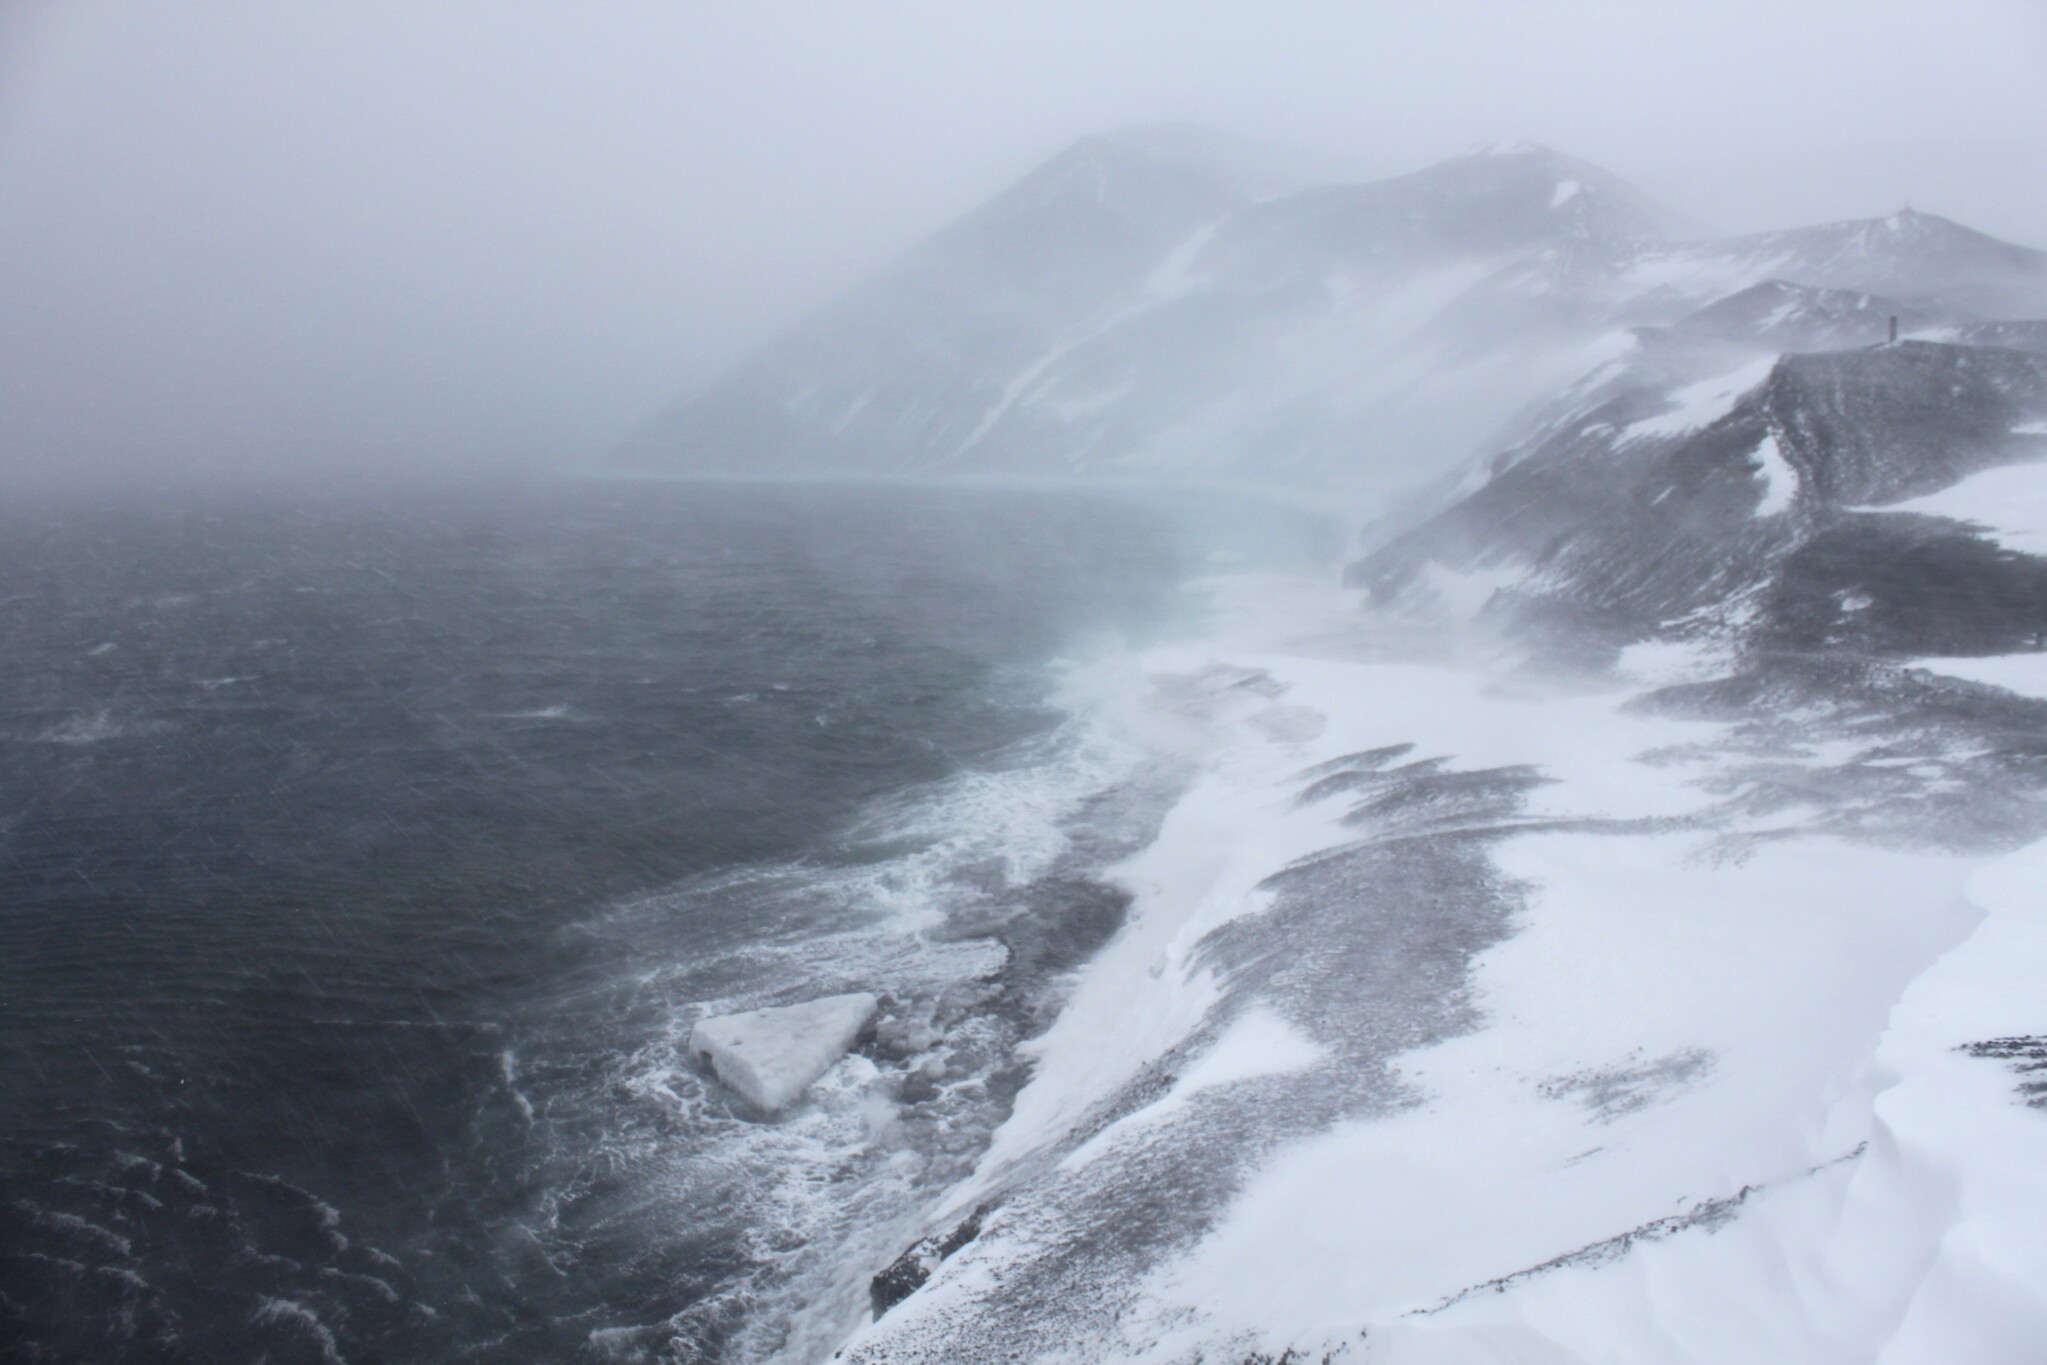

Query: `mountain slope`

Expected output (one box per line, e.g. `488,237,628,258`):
1705,207,2047,318
618,140,1692,488
711,137,2047,1363
615,130,1248,477
1351,338,2047,664
829,333,2047,1365
618,140,2047,494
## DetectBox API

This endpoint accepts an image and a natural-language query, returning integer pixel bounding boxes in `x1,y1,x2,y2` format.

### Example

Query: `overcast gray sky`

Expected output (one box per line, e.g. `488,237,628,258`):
3,0,2044,486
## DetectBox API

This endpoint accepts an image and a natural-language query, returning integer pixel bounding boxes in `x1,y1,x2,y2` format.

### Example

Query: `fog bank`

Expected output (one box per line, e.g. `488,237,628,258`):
2,0,2042,487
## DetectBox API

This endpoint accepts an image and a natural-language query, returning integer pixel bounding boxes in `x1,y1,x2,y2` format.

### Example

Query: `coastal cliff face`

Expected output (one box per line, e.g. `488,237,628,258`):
617,131,2047,498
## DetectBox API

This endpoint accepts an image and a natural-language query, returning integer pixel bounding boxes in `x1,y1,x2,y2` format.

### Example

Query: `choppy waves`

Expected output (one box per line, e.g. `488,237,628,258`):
552,706,1180,1363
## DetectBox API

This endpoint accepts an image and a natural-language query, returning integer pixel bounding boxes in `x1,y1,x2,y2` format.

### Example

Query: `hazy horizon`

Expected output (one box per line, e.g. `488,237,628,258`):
3,0,2044,487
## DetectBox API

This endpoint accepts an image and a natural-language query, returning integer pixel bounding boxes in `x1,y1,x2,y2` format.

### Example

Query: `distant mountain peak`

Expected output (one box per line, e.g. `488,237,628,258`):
1461,140,1553,159
1708,206,2047,317
616,127,2047,486
1792,204,2023,250
1371,142,1688,245
1660,278,1956,352
1853,205,2041,257
930,130,1246,258
1053,123,1299,199
1879,205,1965,235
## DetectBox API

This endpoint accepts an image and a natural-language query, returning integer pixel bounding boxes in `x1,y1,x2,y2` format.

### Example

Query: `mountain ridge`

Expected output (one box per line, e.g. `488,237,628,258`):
618,135,2047,496
676,133,2047,1363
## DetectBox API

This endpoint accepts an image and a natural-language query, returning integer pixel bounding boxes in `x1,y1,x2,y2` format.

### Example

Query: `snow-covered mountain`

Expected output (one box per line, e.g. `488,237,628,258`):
1631,207,2047,322
618,134,2047,496
828,363,2047,1365
1355,336,2047,665
724,136,2047,1365
609,129,2047,1362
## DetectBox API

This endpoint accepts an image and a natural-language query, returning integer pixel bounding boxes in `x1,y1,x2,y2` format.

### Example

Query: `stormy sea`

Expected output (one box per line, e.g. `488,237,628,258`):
0,477,1330,1363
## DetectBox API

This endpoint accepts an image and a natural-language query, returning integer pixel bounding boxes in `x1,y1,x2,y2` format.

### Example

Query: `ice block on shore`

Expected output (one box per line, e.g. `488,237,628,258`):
689,992,879,1112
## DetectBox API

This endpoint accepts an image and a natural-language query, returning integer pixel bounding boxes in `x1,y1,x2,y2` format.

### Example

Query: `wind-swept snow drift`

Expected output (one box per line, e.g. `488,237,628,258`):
832,581,2047,1364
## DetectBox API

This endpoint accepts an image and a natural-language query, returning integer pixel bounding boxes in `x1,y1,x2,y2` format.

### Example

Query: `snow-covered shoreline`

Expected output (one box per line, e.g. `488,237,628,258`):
832,570,2047,1363
620,126,2047,1363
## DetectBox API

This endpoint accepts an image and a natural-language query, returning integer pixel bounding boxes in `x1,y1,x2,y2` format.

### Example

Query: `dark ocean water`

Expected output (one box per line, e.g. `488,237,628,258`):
0,478,1328,1363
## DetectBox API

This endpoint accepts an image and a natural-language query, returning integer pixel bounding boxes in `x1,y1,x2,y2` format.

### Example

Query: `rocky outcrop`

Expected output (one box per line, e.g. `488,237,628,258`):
1349,336,2047,664
869,1202,995,1319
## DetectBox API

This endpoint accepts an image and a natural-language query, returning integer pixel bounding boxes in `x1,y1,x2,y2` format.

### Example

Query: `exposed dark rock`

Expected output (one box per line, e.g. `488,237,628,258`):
1418,1143,1869,1317
1662,279,1950,353
1763,515,2047,656
870,1201,994,1318
1959,1036,2047,1108
1350,339,2047,666
1540,1048,1716,1122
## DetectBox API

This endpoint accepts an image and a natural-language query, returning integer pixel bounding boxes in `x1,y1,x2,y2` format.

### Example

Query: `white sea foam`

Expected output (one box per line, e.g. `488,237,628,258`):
503,703,572,719
571,673,1171,1363
498,1049,535,1124
251,1297,346,1364
38,709,143,744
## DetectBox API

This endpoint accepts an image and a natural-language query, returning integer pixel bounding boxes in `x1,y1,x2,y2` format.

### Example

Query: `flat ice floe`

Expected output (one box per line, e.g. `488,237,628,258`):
689,992,878,1112
837,568,2047,1365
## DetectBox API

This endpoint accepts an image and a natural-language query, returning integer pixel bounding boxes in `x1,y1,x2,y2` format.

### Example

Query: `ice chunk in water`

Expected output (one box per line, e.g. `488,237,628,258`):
689,993,879,1112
